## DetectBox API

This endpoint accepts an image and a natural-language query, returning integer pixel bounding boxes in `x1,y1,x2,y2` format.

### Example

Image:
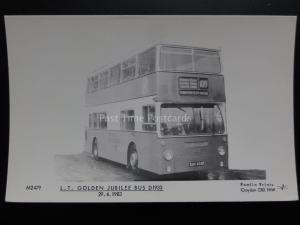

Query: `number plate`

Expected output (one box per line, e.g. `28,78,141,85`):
189,161,205,167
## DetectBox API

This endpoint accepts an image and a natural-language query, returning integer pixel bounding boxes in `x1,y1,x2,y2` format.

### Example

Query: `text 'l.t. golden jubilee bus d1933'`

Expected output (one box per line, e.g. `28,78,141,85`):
85,44,228,177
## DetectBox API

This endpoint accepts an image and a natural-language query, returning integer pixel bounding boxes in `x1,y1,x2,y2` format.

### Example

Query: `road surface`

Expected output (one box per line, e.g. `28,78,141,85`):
54,152,266,181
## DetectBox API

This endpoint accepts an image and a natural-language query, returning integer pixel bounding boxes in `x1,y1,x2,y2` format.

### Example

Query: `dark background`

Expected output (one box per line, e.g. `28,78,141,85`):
0,0,299,224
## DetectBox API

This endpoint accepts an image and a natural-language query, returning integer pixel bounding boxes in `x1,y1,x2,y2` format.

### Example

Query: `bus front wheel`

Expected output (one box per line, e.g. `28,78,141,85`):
127,144,138,172
92,138,100,161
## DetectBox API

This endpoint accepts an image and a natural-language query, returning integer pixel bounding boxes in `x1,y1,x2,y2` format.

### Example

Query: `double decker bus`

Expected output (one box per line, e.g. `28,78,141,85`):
85,43,228,176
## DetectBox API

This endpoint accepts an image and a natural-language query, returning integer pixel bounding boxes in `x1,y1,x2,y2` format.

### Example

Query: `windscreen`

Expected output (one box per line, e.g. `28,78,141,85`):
160,103,225,136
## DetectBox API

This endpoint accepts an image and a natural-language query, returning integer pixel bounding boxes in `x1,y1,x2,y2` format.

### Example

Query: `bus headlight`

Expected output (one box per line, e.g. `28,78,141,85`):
160,140,166,147
163,149,173,161
217,146,226,156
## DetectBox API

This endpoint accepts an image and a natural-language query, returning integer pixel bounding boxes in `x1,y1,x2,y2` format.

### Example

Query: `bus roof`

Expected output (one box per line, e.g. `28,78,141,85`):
158,43,220,52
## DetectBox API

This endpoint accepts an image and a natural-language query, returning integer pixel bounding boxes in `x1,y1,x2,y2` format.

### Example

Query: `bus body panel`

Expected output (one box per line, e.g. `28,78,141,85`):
87,127,228,175
160,135,228,174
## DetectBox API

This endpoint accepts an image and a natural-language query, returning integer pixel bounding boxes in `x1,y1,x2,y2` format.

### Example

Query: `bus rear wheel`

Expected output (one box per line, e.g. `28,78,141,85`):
92,138,100,161
127,144,138,172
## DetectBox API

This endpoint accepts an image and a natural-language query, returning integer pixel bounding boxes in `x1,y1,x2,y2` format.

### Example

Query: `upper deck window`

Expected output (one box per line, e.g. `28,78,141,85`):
122,57,136,82
160,47,193,71
110,65,121,86
138,47,156,76
87,75,99,93
194,49,221,74
87,78,92,93
99,70,109,89
159,46,221,74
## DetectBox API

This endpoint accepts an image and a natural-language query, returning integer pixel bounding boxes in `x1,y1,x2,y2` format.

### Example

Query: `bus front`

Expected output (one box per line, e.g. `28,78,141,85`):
155,44,228,175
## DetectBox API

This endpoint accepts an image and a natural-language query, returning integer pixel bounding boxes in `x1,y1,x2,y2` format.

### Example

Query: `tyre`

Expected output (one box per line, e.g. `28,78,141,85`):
127,144,138,172
92,138,100,160
207,171,216,180
207,171,225,180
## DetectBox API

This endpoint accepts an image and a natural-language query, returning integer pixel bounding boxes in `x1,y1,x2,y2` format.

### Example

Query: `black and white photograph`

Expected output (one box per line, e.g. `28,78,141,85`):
5,15,298,202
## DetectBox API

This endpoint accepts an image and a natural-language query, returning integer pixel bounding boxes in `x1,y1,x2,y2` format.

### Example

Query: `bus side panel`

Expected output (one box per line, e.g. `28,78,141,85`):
87,129,128,165
86,129,163,174
86,129,111,157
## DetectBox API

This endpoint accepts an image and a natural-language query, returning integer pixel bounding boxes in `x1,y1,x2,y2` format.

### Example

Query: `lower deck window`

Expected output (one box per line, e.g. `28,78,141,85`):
93,113,97,128
89,114,92,128
89,112,107,129
120,110,135,130
97,112,107,129
142,105,156,131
